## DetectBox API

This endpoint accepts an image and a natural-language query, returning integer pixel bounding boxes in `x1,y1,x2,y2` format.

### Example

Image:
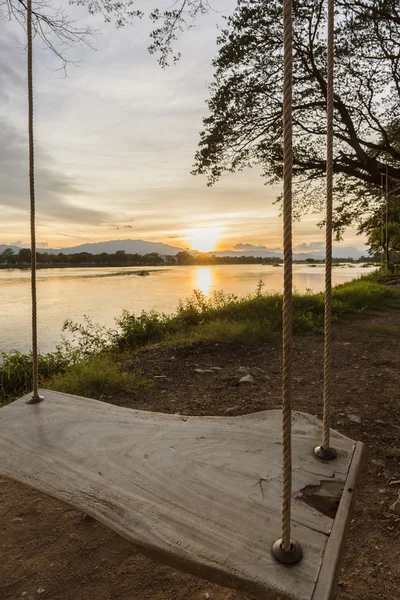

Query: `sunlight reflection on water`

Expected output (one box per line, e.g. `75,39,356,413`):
194,267,213,296
0,264,376,353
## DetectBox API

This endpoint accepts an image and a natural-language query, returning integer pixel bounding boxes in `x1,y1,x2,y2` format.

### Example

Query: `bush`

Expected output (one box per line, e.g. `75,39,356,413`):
45,355,138,398
0,349,70,402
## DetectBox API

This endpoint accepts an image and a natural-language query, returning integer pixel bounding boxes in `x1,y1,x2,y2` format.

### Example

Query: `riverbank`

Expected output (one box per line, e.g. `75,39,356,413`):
1,280,399,600
0,273,397,402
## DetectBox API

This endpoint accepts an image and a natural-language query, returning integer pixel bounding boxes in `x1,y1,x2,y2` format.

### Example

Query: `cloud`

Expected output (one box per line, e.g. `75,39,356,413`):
234,242,282,252
0,115,113,225
0,28,118,229
294,241,325,251
11,240,49,248
235,243,268,250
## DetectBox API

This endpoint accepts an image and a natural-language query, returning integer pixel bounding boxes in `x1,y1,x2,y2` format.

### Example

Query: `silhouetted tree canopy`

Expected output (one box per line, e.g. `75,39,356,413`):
191,0,400,235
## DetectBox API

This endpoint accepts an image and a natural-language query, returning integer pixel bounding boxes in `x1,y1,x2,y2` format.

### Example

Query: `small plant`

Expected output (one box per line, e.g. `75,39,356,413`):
44,354,140,398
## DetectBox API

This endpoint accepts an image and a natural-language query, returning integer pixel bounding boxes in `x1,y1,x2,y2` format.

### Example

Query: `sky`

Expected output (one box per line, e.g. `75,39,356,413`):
0,0,367,254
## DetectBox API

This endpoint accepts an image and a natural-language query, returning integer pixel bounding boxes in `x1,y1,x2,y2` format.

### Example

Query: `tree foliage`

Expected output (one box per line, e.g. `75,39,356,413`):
1,0,213,70
191,0,400,233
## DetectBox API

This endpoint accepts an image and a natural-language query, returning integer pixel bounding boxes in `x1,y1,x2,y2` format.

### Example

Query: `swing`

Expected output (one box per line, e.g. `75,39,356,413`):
0,1,364,599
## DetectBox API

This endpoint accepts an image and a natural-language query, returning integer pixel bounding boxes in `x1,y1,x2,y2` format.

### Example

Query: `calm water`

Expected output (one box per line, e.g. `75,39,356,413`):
0,264,375,354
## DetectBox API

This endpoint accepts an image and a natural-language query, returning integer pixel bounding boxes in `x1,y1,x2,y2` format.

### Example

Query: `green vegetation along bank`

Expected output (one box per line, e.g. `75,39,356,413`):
1,272,398,404
0,247,380,268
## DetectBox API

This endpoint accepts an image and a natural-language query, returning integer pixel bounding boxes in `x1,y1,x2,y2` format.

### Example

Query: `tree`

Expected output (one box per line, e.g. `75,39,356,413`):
17,248,31,264
359,193,400,266
1,0,211,71
191,0,400,233
143,252,164,265
164,255,177,265
176,251,195,265
1,0,142,71
0,248,16,264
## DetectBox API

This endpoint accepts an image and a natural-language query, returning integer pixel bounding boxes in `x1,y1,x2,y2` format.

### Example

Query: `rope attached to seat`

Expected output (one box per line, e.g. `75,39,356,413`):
27,0,42,404
280,0,294,555
315,0,337,461
272,0,302,565
322,0,335,451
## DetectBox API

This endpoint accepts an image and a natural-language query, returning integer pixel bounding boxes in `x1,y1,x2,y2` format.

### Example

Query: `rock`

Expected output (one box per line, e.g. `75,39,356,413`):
195,369,215,374
389,500,400,514
348,414,361,423
238,374,255,384
225,405,240,414
209,366,222,371
205,594,210,599
37,589,45,595
237,366,249,374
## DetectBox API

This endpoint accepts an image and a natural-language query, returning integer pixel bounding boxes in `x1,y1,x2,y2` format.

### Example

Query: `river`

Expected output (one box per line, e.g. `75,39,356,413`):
0,264,375,354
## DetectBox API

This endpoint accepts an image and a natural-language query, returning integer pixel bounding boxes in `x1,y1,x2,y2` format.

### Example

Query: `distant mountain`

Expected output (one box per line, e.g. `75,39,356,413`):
214,246,367,260
0,240,368,260
0,245,22,255
54,239,185,256
0,239,184,256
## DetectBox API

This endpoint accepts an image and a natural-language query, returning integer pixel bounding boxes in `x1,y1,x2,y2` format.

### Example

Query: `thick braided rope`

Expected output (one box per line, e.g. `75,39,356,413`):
27,0,40,400
381,173,384,266
322,0,334,451
385,164,389,274
281,0,294,553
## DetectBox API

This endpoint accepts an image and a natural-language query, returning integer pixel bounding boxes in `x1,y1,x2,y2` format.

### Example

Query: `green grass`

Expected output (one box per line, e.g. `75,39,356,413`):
168,318,279,346
361,323,400,335
44,354,150,399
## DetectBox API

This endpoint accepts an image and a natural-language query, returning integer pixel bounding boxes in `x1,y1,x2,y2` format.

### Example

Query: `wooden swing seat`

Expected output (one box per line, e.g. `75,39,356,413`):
0,390,363,600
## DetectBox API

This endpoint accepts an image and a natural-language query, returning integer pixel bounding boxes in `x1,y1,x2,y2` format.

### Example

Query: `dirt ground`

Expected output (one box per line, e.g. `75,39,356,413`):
1,306,399,600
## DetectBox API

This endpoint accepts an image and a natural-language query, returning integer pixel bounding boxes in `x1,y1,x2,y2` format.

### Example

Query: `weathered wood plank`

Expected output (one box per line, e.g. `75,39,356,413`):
0,390,361,600
312,441,365,600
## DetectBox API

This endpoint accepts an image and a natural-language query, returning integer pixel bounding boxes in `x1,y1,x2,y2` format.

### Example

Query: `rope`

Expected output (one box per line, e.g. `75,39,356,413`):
281,0,294,553
381,173,384,267
385,164,389,274
27,0,40,401
322,0,335,452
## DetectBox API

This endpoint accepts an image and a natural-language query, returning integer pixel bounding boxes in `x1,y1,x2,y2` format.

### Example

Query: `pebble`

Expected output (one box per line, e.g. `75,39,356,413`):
389,501,400,514
195,369,215,374
237,366,249,374
225,405,240,415
238,374,255,384
348,414,361,423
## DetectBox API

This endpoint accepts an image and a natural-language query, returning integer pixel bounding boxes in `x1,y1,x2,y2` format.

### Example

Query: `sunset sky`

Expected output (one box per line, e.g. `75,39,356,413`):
0,1,366,254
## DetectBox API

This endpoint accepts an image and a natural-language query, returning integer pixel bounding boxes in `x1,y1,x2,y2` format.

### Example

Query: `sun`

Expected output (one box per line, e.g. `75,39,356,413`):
189,227,221,253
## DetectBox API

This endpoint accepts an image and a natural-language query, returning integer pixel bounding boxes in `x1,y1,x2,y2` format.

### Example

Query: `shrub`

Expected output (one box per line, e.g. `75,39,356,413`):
45,355,138,398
